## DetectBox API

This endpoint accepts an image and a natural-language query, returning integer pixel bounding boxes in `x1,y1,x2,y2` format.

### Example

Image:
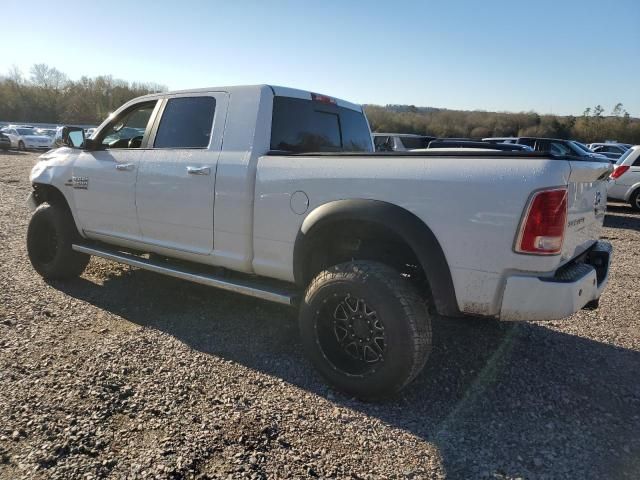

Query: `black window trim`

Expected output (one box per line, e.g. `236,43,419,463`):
147,95,218,150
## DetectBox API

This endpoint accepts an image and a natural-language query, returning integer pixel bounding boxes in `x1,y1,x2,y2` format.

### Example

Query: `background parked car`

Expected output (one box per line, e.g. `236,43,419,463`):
0,126,53,151
568,140,618,161
607,146,640,211
35,127,57,137
588,143,629,160
588,142,630,151
373,133,436,151
0,132,10,151
34,128,57,148
482,136,519,144
484,137,610,161
423,139,534,151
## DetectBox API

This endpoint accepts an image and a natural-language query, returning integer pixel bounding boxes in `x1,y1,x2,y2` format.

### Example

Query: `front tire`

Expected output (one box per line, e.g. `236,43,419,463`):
299,261,432,400
27,203,89,279
630,189,640,212
18,140,25,151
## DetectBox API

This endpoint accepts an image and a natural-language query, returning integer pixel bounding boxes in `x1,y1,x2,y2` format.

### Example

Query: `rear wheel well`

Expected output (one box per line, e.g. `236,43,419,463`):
299,220,432,301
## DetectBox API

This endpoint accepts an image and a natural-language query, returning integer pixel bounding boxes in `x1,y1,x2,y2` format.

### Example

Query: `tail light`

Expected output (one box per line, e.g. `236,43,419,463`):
515,187,568,255
610,165,630,179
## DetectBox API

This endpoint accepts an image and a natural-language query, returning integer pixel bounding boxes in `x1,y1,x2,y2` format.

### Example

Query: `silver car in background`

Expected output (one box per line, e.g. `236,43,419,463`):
0,126,53,151
607,146,640,211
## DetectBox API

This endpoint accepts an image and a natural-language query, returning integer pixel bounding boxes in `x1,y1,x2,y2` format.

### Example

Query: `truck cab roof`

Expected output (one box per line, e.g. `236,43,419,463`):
135,84,364,112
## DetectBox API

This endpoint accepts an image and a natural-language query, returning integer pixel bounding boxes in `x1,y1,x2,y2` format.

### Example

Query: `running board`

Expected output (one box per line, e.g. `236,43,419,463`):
72,244,297,306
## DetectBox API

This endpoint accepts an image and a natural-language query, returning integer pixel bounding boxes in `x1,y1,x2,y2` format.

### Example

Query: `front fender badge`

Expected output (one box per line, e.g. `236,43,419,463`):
71,176,89,190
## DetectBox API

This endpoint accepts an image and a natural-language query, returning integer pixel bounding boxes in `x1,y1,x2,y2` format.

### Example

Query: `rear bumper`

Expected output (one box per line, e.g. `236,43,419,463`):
499,241,612,321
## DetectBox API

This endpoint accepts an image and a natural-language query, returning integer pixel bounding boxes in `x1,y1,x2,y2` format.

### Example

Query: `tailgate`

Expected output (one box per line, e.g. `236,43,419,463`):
561,160,612,263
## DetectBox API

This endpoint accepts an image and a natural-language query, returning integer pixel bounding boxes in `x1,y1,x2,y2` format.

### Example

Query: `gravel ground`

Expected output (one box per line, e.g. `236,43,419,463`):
0,151,639,480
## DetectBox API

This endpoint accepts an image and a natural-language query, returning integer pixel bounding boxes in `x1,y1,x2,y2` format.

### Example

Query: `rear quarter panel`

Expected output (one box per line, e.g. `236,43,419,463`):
253,154,572,316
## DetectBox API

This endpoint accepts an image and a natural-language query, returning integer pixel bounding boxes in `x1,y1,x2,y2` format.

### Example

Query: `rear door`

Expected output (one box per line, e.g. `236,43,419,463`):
135,92,228,255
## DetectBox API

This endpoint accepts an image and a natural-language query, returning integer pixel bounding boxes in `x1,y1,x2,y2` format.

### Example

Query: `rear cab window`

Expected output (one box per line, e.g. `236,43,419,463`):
270,96,372,153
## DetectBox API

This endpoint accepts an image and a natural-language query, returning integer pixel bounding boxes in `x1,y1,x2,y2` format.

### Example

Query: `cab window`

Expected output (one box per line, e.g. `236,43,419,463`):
154,97,216,149
99,101,157,149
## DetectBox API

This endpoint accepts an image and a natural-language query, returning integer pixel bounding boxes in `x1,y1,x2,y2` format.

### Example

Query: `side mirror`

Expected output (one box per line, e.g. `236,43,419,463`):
54,126,85,149
63,126,85,148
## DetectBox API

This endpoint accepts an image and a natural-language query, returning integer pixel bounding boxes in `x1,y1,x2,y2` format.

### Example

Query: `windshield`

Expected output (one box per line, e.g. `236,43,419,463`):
571,141,592,153
17,128,35,135
564,142,587,156
36,129,56,137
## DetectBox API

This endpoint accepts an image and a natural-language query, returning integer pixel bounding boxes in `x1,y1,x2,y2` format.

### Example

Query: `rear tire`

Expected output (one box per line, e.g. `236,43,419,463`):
299,261,432,400
27,203,89,279
630,189,640,212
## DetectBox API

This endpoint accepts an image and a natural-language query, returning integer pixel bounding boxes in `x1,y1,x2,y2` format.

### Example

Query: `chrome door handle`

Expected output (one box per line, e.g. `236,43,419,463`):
115,163,135,171
187,166,211,175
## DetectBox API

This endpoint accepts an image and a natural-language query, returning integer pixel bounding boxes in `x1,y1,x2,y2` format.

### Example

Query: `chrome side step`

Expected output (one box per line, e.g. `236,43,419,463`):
72,244,296,306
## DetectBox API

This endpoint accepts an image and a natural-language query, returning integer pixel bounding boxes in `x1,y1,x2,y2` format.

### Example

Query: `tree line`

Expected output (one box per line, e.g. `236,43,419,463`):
1,64,638,143
364,102,640,144
0,64,166,125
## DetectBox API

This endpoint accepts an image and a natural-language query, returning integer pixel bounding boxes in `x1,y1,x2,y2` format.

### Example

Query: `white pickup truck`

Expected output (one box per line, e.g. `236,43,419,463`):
27,85,613,399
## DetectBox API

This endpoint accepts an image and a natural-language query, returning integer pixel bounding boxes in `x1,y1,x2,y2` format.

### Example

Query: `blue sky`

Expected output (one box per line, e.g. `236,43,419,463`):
2,0,639,116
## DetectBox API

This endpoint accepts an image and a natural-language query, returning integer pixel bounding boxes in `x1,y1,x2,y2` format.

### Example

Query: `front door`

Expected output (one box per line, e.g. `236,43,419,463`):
72,100,160,241
135,93,228,255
